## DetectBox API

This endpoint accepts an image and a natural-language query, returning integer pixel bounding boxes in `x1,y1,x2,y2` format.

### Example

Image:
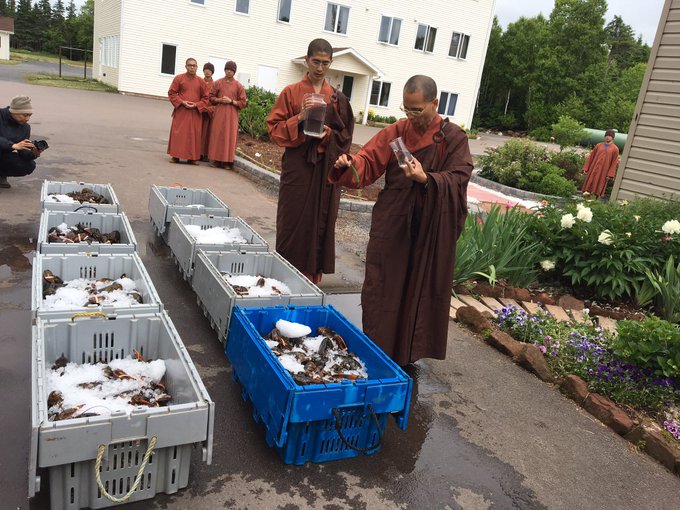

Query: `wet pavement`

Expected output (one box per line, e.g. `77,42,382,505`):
1,79,679,510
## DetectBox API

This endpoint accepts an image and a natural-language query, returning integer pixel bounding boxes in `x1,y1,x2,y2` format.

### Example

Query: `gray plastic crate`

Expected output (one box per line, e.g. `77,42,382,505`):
32,253,163,321
41,180,121,214
148,185,230,236
191,250,323,343
29,312,215,509
167,215,268,280
38,210,137,255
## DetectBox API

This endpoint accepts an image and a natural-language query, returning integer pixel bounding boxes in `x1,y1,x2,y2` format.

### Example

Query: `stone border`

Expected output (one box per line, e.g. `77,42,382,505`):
234,156,374,213
455,305,680,477
470,172,564,203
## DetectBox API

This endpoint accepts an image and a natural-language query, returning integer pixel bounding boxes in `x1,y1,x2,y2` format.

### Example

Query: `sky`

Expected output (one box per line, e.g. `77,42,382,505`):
494,0,666,45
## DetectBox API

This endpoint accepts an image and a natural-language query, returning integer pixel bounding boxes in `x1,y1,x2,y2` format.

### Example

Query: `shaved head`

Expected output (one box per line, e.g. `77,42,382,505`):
404,75,437,102
307,38,333,58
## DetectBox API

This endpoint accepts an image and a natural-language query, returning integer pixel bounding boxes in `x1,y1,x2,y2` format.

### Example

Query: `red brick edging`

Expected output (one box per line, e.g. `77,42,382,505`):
455,305,680,476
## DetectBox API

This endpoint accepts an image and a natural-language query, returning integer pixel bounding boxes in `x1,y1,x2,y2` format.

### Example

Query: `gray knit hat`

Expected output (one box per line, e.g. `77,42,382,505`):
9,95,33,114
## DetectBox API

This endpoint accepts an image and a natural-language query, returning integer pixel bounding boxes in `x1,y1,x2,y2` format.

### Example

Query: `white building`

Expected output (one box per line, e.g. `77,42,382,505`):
0,17,13,61
93,0,496,127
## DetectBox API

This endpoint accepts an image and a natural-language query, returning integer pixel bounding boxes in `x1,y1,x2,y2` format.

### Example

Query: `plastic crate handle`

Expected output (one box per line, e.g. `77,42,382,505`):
73,204,98,213
95,436,157,503
70,311,109,321
332,404,384,453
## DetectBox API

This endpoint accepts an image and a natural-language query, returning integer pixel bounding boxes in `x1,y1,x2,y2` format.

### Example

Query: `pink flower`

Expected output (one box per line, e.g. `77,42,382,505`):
538,345,547,353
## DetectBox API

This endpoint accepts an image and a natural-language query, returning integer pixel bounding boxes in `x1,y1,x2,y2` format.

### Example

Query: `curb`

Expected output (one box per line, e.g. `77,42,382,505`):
470,172,565,203
234,156,374,213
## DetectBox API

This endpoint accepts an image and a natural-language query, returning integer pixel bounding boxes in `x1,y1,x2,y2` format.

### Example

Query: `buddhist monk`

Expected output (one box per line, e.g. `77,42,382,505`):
167,58,210,165
208,60,247,170
266,38,354,284
333,75,473,366
581,129,620,197
200,62,215,162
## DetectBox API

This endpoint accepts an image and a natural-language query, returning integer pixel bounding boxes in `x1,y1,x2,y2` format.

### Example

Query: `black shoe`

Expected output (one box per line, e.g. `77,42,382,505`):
0,176,10,188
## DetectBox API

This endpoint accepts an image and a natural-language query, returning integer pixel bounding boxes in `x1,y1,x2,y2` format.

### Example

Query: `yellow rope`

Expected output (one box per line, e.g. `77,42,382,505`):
70,311,108,321
94,436,158,503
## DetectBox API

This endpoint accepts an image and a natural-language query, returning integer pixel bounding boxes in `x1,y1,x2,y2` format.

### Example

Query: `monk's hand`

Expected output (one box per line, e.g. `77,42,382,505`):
222,96,232,104
319,125,331,141
401,156,427,184
12,139,34,151
334,154,352,169
183,100,196,108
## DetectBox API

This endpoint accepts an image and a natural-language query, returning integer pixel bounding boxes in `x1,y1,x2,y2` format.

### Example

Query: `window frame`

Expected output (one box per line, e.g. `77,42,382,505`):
277,0,292,23
189,0,206,5
437,91,458,117
414,23,437,53
369,79,392,108
449,31,470,60
377,15,402,46
234,0,250,15
324,2,350,36
160,43,177,76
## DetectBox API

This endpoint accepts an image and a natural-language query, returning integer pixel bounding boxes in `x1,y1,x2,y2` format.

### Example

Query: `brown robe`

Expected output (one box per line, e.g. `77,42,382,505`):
267,75,354,276
201,76,214,158
167,72,209,161
329,117,473,365
208,78,247,163
581,142,619,197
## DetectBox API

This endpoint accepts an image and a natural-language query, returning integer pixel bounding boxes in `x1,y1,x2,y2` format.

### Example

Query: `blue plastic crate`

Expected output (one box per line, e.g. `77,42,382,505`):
226,305,413,465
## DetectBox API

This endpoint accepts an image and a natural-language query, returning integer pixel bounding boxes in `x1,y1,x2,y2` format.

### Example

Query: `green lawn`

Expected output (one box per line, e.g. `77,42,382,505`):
10,49,87,67
25,73,117,93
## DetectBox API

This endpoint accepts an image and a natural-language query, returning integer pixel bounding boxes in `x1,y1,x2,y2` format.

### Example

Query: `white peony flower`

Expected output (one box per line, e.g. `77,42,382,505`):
598,230,614,245
625,232,632,237
661,219,680,235
541,260,556,271
576,203,586,211
633,215,641,222
560,213,576,229
576,207,593,223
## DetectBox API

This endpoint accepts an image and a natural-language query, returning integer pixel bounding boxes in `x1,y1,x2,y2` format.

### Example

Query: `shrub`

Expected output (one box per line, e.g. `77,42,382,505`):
529,126,552,142
454,205,541,287
478,138,551,186
613,317,680,379
637,256,680,323
239,86,277,139
551,115,587,151
536,172,577,198
550,149,586,182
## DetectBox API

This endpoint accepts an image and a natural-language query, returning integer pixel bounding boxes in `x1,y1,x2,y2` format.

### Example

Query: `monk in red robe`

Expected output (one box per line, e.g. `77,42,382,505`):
167,58,209,165
267,39,354,284
581,129,620,197
209,60,247,170
333,75,473,366
200,62,215,162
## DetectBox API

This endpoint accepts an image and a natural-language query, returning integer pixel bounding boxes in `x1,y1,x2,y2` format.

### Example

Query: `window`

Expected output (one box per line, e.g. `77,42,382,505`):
278,0,292,22
324,3,350,35
378,16,401,45
101,35,119,68
190,0,205,5
449,32,470,59
438,92,458,117
369,80,391,107
235,0,249,14
414,23,437,53
161,44,177,75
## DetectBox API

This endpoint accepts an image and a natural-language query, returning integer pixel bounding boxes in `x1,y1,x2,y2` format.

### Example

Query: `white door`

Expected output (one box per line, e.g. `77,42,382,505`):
208,56,229,80
257,65,278,93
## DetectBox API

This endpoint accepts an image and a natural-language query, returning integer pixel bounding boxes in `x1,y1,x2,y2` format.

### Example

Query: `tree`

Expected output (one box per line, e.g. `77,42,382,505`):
13,0,34,49
606,15,650,70
551,115,587,150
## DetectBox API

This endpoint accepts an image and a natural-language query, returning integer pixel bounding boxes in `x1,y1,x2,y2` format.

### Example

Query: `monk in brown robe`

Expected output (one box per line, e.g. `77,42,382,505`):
209,60,247,170
333,75,473,366
200,62,215,162
167,58,210,165
581,129,620,197
267,38,354,284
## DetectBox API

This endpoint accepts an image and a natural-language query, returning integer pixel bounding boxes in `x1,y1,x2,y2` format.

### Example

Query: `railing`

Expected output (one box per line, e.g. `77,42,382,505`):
58,46,93,79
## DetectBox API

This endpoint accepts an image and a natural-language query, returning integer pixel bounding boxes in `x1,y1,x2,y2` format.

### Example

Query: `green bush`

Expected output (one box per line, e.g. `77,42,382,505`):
239,86,277,139
526,198,680,301
613,317,680,379
529,126,552,142
551,115,587,150
478,138,551,186
536,172,577,198
550,149,586,182
454,205,541,288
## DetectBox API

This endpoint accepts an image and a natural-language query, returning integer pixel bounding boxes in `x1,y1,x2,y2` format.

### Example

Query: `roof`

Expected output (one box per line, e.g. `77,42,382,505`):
0,17,14,33
292,47,384,78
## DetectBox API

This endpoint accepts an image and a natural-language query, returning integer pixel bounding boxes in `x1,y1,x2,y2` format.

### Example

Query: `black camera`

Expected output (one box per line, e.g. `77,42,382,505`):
32,140,49,151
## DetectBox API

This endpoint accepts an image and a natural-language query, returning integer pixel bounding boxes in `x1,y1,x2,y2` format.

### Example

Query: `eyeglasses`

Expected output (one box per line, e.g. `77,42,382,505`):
308,59,332,68
399,103,429,117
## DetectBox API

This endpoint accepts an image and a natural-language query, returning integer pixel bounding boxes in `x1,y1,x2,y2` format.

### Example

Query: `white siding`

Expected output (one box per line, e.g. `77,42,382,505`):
0,32,10,61
93,0,122,88
613,0,680,201
101,0,495,126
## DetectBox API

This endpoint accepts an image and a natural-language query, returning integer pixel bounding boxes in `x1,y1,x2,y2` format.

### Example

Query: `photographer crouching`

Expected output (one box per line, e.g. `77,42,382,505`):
0,95,48,189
